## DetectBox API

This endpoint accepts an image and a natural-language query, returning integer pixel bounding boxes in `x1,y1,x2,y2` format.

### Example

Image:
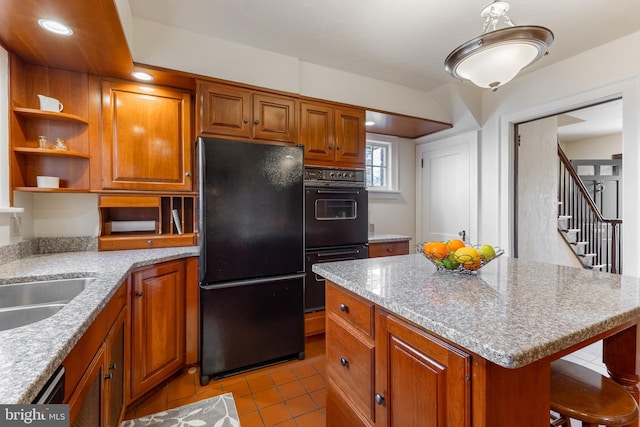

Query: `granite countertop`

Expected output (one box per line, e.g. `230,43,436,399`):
0,246,199,404
313,254,640,369
368,234,412,243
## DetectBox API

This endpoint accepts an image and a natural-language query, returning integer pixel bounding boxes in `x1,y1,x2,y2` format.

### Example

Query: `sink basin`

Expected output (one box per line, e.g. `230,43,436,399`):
0,277,96,309
0,304,66,331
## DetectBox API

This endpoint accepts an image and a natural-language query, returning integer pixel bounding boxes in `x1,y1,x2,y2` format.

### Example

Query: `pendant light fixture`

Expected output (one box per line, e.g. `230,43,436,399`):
444,0,553,91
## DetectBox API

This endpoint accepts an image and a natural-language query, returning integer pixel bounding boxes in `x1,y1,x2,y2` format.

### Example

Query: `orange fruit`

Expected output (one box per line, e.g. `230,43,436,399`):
423,242,435,256
454,247,481,270
427,242,449,260
446,239,465,252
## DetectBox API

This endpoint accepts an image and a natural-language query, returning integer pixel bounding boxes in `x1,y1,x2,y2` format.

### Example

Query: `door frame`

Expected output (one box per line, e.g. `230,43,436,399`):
416,131,478,246
500,78,640,276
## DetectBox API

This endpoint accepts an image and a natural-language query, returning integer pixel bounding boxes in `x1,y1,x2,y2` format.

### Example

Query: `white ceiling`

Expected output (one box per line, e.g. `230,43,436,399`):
128,0,640,93
557,99,623,142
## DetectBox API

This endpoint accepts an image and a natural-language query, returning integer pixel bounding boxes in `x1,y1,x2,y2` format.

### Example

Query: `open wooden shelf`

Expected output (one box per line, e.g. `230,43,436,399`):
13,147,90,159
13,107,89,124
14,187,90,193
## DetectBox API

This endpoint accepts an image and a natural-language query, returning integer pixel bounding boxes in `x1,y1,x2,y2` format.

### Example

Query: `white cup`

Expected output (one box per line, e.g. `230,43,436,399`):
37,94,63,112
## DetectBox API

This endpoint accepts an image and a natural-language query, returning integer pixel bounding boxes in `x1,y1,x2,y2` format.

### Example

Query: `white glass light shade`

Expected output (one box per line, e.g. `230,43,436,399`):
445,26,553,91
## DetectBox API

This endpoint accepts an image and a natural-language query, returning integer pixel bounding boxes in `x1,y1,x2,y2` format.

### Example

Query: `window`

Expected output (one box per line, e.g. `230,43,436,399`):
365,135,398,192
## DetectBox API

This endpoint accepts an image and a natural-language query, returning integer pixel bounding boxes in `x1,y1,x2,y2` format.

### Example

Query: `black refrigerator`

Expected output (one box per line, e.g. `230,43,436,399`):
197,137,305,385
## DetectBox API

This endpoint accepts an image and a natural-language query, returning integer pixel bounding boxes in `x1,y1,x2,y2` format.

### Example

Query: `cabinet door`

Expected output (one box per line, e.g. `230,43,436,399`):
68,345,105,427
300,101,335,164
376,310,471,427
102,81,192,191
253,93,297,143
335,106,365,167
199,81,252,138
104,311,125,427
130,259,186,401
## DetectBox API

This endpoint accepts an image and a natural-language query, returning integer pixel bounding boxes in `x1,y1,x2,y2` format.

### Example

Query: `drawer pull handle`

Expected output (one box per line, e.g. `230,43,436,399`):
387,247,393,252
104,373,113,380
340,358,348,367
109,363,117,370
375,393,385,405
339,303,348,312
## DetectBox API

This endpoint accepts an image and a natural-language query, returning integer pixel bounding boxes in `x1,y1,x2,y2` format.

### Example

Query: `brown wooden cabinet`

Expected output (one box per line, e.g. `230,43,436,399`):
128,259,186,403
64,283,127,427
375,310,471,427
368,241,410,258
101,80,192,192
300,101,365,168
326,281,472,427
197,80,297,144
326,282,375,426
8,55,98,195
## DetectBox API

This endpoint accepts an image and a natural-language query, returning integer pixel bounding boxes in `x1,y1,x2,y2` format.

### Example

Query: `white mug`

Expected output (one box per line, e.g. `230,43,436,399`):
37,94,63,112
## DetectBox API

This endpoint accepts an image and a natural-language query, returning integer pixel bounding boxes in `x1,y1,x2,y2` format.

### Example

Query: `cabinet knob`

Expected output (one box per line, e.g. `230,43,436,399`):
375,393,385,405
328,144,334,150
339,303,348,312
243,118,249,124
147,240,153,246
340,358,348,367
387,248,393,252
254,119,260,125
336,146,341,150
135,291,143,298
185,172,191,177
109,363,117,370
104,373,113,380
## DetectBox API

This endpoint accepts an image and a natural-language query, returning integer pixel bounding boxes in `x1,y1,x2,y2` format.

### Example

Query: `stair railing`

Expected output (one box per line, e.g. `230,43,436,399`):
557,145,622,274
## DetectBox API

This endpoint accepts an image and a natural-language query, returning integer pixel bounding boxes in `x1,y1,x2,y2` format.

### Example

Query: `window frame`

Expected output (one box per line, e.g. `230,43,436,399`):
365,134,398,194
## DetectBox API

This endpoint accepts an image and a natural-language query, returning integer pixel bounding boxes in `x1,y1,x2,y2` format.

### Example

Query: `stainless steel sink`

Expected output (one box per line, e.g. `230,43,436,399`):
0,304,66,331
0,277,96,331
0,277,96,309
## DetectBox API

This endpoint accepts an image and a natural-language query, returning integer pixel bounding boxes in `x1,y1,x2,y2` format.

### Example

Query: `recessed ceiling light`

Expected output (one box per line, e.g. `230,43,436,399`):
132,71,154,81
38,19,73,36
365,121,376,126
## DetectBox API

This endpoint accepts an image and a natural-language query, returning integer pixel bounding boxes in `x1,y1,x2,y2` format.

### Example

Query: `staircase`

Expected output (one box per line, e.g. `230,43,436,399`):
557,145,622,274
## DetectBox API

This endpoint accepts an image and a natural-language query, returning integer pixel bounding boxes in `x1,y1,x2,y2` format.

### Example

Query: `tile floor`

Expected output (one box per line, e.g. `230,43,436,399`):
123,334,326,427
123,334,605,427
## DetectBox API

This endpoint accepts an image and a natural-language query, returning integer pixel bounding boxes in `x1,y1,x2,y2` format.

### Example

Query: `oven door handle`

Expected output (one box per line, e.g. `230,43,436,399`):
316,249,364,257
315,189,361,195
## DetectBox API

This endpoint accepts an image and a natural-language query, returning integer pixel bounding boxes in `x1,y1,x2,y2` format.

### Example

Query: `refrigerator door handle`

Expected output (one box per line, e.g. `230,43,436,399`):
200,273,306,290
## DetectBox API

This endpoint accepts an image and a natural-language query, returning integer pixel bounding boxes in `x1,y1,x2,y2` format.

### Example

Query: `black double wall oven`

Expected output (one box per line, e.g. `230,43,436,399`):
304,166,369,312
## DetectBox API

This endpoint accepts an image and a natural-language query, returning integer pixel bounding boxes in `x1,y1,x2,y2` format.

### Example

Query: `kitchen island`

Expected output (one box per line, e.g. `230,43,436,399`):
313,253,640,426
0,246,199,404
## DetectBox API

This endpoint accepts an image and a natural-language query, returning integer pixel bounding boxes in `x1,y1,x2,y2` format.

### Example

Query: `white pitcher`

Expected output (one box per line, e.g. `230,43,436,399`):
37,94,63,112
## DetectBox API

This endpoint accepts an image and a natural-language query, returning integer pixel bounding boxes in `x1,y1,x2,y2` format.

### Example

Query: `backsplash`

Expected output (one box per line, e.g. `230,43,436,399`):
0,236,97,266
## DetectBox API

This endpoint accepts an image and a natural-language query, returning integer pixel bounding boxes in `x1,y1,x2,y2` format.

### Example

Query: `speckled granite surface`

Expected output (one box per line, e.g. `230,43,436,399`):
368,234,411,243
0,246,199,404
313,254,640,369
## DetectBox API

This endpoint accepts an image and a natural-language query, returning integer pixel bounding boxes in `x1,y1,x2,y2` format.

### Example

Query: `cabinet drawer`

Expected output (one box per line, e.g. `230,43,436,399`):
368,241,409,258
327,379,373,427
326,314,374,421
326,282,374,337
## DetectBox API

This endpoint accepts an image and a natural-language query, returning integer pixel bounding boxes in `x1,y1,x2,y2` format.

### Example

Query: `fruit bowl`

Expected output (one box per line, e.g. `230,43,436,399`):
417,242,504,274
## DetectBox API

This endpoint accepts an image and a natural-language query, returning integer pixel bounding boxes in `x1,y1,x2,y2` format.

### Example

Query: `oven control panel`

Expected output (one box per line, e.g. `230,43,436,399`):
304,166,365,187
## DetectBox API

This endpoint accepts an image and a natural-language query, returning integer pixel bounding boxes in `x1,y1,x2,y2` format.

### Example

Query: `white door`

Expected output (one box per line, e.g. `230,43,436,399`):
417,134,475,245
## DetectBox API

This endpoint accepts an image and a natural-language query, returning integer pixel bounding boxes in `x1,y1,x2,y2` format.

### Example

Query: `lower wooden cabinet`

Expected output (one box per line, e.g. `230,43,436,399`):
368,241,410,258
65,292,126,427
326,281,472,427
375,310,471,427
128,259,186,402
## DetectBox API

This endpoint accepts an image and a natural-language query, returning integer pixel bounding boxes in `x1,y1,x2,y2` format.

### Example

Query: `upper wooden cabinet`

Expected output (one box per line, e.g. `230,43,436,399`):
197,80,297,144
300,101,366,168
101,80,193,192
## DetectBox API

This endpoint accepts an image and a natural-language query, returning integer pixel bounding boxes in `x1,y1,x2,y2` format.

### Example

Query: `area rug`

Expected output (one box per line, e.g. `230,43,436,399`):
121,393,240,426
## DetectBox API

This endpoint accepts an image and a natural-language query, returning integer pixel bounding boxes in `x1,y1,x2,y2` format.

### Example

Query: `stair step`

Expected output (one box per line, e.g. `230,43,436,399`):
571,241,588,246
579,253,597,258
558,215,571,220
591,264,608,270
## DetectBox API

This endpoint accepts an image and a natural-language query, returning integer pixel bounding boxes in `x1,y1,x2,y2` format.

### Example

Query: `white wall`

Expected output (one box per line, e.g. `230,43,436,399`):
368,136,416,249
561,133,622,160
